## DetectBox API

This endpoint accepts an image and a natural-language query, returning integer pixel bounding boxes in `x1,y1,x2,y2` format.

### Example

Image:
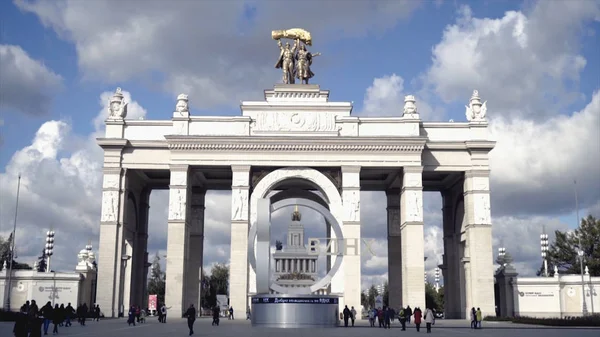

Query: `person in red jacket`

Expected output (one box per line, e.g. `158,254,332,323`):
413,307,423,332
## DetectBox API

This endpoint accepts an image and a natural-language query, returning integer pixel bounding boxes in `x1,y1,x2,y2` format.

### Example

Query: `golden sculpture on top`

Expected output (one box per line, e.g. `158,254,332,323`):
291,205,302,222
272,28,321,85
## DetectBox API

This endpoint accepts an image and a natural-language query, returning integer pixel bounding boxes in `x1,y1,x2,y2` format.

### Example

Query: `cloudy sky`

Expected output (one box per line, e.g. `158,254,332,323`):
0,0,598,290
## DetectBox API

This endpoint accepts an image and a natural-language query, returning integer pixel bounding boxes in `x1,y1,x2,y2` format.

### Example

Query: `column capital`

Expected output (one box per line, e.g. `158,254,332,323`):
169,164,190,172
464,169,491,178
341,166,361,174
231,165,251,172
403,166,424,174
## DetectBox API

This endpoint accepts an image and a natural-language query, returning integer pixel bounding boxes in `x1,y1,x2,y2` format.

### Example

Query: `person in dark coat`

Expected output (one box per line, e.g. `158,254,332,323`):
40,301,53,335
64,303,74,327
13,307,28,337
342,305,351,327
127,305,136,326
212,306,220,326
52,304,61,334
184,304,196,336
28,300,42,337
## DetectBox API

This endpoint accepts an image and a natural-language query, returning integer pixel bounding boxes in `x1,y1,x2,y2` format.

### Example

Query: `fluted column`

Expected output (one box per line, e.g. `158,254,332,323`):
165,165,191,318
341,166,361,311
386,189,402,309
229,165,250,314
400,166,425,308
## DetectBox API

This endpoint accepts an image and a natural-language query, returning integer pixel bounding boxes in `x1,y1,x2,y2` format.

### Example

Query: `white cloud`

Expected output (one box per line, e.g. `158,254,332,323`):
0,44,63,115
423,2,599,120
16,0,420,110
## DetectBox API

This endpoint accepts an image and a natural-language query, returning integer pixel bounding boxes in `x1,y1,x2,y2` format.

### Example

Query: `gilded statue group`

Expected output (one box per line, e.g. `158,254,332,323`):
272,28,321,84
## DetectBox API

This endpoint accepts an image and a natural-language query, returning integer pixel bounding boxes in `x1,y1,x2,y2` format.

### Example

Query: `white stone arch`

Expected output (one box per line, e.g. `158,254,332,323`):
248,167,344,295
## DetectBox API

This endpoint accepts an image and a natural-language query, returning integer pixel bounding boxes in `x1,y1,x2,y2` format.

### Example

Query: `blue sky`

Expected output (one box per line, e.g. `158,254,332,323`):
0,0,599,285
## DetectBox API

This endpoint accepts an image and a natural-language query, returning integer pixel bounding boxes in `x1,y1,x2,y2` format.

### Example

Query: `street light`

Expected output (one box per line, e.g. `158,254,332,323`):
574,180,588,316
498,247,506,267
434,267,440,293
540,232,549,277
45,230,55,273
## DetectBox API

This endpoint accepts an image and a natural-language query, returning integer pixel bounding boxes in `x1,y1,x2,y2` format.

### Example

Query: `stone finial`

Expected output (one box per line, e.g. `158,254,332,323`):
34,261,39,270
554,265,559,277
465,89,487,122
403,95,418,116
585,265,589,275
3,260,7,270
175,93,189,115
108,87,128,119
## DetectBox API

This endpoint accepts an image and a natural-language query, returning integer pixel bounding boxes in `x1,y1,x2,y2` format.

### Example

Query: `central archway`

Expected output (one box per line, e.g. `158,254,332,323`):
249,167,345,295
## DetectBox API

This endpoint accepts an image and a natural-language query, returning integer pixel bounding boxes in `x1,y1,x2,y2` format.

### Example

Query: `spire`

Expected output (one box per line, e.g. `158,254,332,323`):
292,205,301,221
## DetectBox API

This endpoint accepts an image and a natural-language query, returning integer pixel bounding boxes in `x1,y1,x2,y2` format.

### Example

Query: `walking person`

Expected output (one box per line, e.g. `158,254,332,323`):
406,305,412,324
342,305,351,327
246,307,251,320
398,307,406,331
64,303,74,327
414,307,422,332
228,307,234,320
212,306,220,326
13,306,28,337
476,307,483,329
28,300,42,337
424,307,434,333
384,307,392,329
470,307,476,328
40,301,53,335
350,306,357,327
127,305,136,326
184,304,196,336
52,304,60,334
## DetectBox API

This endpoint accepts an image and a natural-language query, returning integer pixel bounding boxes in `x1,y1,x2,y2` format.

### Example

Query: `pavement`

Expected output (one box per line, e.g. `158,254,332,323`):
1,317,598,337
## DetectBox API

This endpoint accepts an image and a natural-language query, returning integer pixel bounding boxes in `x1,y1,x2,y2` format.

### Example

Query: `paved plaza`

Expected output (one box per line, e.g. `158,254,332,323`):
1,318,598,337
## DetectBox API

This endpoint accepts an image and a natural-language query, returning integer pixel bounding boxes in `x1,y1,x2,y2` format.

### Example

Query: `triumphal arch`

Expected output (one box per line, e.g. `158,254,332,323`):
95,30,495,320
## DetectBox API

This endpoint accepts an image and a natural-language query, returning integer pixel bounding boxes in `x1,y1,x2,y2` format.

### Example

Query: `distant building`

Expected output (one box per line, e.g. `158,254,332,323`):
272,206,323,293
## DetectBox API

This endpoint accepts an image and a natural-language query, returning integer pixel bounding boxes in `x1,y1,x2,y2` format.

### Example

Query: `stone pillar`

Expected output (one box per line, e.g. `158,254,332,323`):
131,188,150,309
165,165,191,318
495,264,518,317
463,170,495,318
97,166,127,317
441,189,460,318
186,187,205,313
341,166,361,312
400,166,425,308
386,189,402,309
230,165,250,315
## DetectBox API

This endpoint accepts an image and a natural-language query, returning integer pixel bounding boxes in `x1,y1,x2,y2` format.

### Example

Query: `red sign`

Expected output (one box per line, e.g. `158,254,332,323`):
148,294,158,311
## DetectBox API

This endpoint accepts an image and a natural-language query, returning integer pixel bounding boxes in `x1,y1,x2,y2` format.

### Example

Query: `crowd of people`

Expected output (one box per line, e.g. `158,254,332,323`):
12,300,99,337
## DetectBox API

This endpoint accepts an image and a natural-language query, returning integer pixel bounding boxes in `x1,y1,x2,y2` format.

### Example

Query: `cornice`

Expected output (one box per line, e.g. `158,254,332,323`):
165,136,427,152
465,140,496,151
97,138,128,149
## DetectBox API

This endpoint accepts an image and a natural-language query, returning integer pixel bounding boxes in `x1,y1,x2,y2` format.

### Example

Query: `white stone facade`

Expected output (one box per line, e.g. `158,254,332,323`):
96,85,495,319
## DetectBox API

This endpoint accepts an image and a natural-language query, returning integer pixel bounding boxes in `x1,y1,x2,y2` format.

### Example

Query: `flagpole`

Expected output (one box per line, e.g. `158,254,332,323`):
4,174,22,312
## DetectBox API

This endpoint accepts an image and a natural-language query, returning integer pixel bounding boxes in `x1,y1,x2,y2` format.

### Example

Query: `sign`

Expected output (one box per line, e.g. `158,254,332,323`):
251,297,338,304
375,295,383,309
518,291,555,298
216,294,228,312
307,238,376,256
148,294,158,311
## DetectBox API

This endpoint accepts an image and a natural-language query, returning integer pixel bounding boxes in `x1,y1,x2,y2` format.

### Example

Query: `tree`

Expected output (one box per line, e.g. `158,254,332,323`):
367,285,378,308
147,253,165,305
383,281,389,307
202,263,229,309
361,292,368,308
0,234,32,271
37,249,47,272
425,283,444,311
542,215,600,276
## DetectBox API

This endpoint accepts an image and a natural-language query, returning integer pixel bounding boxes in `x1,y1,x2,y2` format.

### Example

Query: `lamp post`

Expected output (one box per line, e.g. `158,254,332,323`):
45,230,55,273
540,232,549,277
498,247,506,267
574,180,588,316
4,174,22,312
434,267,440,293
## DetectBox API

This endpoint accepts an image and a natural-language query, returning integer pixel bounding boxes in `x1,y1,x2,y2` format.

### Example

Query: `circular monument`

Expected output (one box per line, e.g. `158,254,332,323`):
247,197,343,328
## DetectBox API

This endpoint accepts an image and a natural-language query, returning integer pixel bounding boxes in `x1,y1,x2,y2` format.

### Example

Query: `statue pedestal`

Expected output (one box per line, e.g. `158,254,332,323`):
251,294,339,328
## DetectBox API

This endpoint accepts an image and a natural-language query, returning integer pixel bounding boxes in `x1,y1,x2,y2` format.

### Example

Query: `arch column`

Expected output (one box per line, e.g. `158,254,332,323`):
441,188,461,318
230,165,251,315
186,187,205,313
386,189,402,309
400,166,425,308
463,170,494,317
165,165,192,318
341,166,361,311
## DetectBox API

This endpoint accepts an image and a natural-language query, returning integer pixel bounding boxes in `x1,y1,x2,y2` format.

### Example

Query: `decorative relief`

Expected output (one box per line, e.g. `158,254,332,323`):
253,112,337,132
102,174,120,190
101,190,119,222
403,190,423,222
232,170,250,187
465,90,487,122
343,190,360,222
272,92,320,99
170,170,188,186
231,188,249,221
169,142,424,152
473,194,491,224
168,188,187,220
